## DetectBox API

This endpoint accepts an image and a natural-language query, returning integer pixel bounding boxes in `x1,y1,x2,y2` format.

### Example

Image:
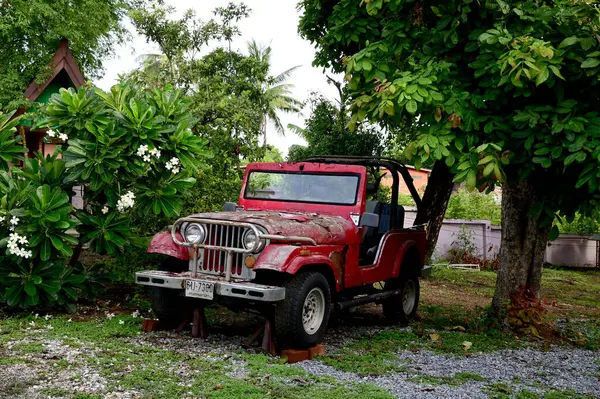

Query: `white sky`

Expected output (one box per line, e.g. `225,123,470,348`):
95,0,341,156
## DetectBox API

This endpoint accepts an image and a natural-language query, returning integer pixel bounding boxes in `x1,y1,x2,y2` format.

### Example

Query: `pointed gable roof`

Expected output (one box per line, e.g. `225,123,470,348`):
23,39,85,102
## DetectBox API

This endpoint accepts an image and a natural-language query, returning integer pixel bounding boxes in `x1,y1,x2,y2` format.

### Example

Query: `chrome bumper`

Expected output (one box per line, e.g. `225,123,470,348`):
135,270,285,302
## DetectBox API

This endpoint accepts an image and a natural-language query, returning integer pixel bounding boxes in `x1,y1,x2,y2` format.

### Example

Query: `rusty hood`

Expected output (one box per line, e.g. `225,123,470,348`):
187,211,354,245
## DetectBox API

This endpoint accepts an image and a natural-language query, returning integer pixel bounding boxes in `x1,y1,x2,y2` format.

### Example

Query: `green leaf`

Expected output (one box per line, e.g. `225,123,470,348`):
40,239,51,261
405,100,418,114
548,66,565,80
558,36,579,48
581,58,600,69
549,225,559,241
478,155,495,165
24,281,37,296
483,163,495,177
535,67,549,86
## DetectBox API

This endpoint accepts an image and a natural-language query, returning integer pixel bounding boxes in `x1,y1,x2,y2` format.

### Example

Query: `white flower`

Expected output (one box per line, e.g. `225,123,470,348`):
0,216,5,222
101,206,109,214
6,232,31,259
34,313,39,319
10,216,19,225
116,191,135,213
58,133,68,141
106,312,115,320
136,145,149,156
119,320,125,325
47,128,57,138
67,318,72,323
44,314,51,321
132,310,140,318
149,148,161,158
143,154,151,163
29,321,35,326
165,157,182,174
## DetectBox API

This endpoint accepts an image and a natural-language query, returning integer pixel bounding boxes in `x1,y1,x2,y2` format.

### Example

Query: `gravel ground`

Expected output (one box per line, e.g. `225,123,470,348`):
1,315,599,398
297,347,600,398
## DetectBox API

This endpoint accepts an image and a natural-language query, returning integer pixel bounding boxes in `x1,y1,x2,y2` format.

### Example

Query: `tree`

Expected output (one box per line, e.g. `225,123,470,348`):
127,2,270,170
247,40,303,145
287,93,384,161
0,0,136,110
298,0,600,319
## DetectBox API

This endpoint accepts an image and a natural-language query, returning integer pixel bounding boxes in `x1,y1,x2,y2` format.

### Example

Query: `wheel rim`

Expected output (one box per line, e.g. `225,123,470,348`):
302,287,326,335
402,279,417,315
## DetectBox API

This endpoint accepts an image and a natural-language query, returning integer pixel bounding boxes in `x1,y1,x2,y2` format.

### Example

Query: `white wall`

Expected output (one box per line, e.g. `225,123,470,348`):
404,208,597,267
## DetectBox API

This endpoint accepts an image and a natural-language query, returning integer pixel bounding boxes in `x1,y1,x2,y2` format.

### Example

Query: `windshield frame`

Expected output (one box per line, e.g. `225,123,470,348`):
243,171,361,206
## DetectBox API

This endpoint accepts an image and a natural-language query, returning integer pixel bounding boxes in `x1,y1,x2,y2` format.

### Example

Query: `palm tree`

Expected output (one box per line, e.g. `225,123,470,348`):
247,40,303,146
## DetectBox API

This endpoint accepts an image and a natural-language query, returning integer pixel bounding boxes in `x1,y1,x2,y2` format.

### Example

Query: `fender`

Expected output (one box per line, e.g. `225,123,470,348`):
147,231,189,260
253,244,343,291
391,240,421,278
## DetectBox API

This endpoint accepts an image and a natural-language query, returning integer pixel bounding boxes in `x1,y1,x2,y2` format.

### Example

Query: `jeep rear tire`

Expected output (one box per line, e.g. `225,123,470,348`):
382,274,420,324
275,271,331,349
151,258,191,328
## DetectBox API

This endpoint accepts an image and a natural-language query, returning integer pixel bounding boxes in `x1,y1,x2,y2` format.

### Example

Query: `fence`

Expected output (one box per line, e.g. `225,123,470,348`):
404,208,598,268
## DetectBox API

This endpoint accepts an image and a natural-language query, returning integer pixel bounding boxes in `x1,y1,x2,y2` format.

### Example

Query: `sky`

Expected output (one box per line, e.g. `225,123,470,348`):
96,0,341,156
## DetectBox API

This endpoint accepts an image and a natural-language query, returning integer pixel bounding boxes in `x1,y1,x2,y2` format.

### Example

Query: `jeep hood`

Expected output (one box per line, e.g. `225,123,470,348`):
187,211,355,245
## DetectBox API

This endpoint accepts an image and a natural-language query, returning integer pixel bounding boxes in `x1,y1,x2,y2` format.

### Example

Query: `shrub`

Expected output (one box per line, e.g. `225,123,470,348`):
0,85,210,310
445,188,501,225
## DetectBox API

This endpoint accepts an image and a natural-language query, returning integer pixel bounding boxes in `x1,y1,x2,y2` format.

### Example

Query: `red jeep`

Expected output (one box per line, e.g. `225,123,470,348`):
136,157,429,348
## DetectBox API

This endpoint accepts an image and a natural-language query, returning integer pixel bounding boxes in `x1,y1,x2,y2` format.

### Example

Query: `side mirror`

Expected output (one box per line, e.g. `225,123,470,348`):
359,212,379,228
224,202,237,212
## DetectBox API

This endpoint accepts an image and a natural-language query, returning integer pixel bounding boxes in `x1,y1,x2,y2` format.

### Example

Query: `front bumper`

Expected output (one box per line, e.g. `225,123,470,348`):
135,270,285,302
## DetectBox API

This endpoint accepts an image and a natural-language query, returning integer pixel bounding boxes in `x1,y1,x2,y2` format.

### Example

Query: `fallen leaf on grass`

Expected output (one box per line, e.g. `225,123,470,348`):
429,333,441,342
445,325,466,332
461,341,472,351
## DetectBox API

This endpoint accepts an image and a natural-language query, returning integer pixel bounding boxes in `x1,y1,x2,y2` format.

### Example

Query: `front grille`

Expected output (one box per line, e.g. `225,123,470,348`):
194,224,255,280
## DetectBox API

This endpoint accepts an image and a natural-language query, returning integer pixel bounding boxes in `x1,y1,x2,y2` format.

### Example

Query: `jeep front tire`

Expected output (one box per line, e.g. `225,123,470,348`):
275,271,331,349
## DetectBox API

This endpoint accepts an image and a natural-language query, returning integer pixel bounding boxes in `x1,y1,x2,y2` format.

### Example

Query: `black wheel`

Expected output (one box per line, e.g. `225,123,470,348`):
275,272,331,349
382,274,420,324
151,258,191,328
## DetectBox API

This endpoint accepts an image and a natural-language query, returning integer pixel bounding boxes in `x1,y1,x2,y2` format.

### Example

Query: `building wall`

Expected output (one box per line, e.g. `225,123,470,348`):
404,208,597,267
380,167,430,195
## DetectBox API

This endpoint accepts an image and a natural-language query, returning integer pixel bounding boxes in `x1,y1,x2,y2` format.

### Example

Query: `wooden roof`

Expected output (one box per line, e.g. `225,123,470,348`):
23,39,85,102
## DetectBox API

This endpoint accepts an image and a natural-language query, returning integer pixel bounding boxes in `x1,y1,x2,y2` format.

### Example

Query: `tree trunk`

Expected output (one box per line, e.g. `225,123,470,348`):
491,180,551,321
414,161,455,261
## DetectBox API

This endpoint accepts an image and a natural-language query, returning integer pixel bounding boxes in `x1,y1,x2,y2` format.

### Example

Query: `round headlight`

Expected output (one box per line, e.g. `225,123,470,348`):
242,229,265,252
184,223,205,244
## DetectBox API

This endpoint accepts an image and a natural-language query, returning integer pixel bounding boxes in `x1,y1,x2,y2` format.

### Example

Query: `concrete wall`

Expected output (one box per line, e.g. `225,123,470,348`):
404,208,597,267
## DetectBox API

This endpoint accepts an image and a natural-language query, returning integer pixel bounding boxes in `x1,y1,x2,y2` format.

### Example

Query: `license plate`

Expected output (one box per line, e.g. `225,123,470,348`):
185,280,215,300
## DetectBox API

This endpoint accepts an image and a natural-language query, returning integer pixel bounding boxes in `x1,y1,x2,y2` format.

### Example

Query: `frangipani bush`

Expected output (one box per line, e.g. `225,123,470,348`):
0,84,211,310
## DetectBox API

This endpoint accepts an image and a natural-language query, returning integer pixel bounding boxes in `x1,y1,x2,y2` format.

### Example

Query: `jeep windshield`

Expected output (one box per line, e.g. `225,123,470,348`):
244,171,359,205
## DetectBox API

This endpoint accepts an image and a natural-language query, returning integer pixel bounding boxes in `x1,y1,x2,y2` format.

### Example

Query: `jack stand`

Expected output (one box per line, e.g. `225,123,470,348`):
244,318,276,356
175,318,190,333
191,307,208,339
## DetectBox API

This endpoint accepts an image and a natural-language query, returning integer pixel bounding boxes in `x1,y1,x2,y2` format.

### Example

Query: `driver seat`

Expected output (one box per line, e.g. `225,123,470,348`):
360,199,382,265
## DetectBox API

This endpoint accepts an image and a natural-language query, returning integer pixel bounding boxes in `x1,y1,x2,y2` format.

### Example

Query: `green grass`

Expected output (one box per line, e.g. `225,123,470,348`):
429,267,600,310
12,341,44,353
0,314,394,399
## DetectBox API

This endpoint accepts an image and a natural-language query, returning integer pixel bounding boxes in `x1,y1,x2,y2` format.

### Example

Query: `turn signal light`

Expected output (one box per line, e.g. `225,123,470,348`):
244,255,256,268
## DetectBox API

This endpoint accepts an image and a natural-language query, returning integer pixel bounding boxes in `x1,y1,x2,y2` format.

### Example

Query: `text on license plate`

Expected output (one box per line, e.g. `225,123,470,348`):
185,280,214,300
